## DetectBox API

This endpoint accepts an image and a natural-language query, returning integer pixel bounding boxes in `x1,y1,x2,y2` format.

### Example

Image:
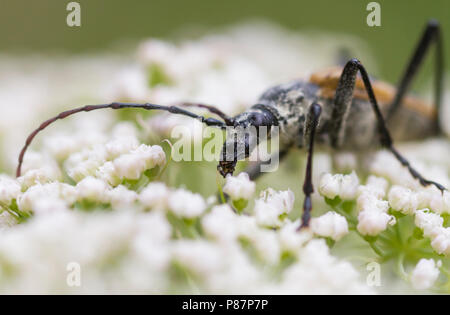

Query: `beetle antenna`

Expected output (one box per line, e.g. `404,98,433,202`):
16,102,227,177
175,102,235,126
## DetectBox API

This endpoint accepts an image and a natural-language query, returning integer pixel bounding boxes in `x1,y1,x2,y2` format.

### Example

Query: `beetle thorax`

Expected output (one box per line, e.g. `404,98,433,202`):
256,80,319,147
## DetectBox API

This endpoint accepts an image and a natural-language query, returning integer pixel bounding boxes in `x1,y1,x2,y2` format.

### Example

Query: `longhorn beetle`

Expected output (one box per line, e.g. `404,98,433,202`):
16,20,446,228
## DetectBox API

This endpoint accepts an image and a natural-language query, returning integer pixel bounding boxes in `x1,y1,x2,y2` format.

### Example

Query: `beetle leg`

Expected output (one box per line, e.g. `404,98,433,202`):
299,102,322,229
387,20,444,131
332,59,446,192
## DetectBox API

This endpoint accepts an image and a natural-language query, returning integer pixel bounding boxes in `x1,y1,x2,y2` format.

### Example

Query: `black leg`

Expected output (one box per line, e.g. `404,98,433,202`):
332,59,446,192
16,102,227,177
299,102,322,229
386,20,444,126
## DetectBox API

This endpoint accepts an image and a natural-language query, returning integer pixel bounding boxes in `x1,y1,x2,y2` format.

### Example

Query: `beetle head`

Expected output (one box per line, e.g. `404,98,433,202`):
217,106,278,177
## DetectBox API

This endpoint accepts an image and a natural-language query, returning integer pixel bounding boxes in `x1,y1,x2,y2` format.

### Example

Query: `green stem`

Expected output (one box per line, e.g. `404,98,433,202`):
216,173,226,204
368,241,385,257
396,252,409,282
155,139,173,181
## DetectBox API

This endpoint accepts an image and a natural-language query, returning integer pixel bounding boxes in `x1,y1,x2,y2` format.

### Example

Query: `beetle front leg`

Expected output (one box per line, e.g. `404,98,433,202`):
299,102,322,229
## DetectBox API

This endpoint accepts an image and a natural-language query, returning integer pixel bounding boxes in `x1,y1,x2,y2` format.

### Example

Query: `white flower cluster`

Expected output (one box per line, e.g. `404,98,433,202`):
319,173,396,236
415,210,450,256
139,182,207,218
60,123,165,184
0,184,374,294
18,182,77,214
356,176,396,236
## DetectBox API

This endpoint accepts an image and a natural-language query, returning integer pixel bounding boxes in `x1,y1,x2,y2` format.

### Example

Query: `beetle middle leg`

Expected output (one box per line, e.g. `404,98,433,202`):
331,58,446,192
299,102,322,229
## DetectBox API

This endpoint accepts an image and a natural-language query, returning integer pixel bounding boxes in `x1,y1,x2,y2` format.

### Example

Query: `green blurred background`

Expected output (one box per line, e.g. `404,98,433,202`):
1,0,449,85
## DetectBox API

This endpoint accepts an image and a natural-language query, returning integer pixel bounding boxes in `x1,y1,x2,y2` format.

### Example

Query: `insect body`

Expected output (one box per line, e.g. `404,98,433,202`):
232,66,438,155
16,21,446,228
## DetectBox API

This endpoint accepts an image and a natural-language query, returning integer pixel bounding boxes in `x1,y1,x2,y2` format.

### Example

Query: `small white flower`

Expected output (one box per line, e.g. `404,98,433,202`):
95,161,121,186
357,176,389,199
319,171,359,200
0,175,21,205
113,144,165,180
340,171,359,200
311,211,348,241
357,209,395,236
108,185,138,209
168,188,206,218
254,188,294,227
223,172,255,200
202,204,238,242
134,144,166,169
172,240,223,276
278,220,312,253
113,153,146,180
357,193,389,213
430,227,450,256
59,183,78,205
139,182,171,210
388,185,419,215
234,215,259,240
415,209,449,255
415,209,443,238
428,190,450,215
105,137,139,159
76,176,109,203
252,230,282,265
411,259,441,290
319,173,340,199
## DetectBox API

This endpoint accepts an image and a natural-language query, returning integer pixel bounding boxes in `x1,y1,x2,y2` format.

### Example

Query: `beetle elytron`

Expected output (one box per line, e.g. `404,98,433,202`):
16,20,446,228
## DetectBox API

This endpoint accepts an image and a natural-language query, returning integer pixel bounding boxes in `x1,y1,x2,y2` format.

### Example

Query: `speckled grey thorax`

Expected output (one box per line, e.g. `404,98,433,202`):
255,79,335,149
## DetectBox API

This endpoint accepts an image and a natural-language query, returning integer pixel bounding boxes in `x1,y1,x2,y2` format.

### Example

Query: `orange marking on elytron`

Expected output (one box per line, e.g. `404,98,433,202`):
309,66,436,119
